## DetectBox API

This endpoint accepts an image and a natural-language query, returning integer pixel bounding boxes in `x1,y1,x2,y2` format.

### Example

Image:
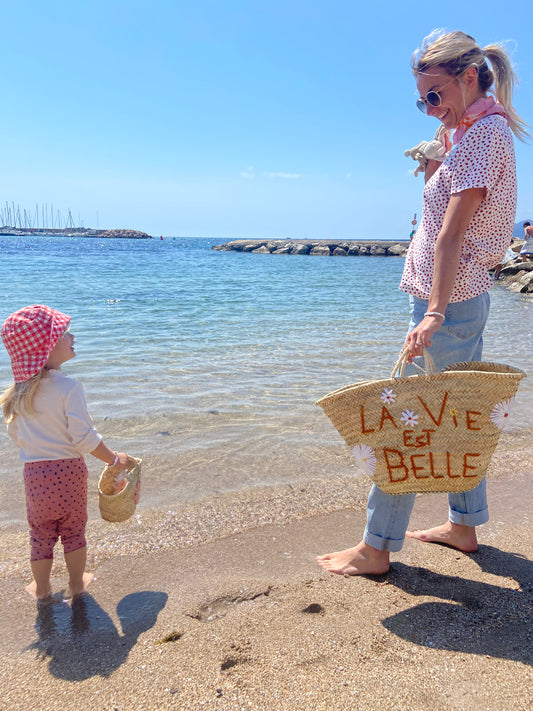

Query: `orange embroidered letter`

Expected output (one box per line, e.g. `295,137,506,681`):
383,449,409,482
360,405,375,434
411,454,429,479
463,453,481,477
379,406,397,430
466,411,482,431
417,392,448,426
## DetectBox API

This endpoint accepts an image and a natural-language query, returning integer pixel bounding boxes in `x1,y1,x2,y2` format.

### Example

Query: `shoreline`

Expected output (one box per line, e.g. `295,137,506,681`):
1,424,531,579
1,457,532,710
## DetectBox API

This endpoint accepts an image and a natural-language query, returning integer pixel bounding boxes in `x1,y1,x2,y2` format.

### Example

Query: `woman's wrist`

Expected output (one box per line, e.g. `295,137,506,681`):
108,451,119,466
424,311,445,320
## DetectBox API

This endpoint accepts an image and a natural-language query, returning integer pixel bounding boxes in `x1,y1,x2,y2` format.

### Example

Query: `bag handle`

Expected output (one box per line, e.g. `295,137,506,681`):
391,346,436,379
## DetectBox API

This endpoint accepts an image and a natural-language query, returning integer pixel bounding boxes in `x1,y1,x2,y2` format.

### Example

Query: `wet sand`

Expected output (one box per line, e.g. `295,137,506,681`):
0,431,532,710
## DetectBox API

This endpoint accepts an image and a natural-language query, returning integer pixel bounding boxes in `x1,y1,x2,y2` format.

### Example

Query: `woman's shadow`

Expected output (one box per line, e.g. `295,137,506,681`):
27,591,168,680
382,545,533,665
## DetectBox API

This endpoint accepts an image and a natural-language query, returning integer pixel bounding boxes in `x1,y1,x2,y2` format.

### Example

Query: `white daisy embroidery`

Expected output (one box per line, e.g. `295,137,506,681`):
352,444,377,476
400,409,419,428
380,388,396,404
490,397,515,430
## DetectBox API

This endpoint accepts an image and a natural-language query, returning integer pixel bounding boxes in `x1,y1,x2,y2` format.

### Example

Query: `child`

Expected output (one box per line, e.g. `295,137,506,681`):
1,304,129,601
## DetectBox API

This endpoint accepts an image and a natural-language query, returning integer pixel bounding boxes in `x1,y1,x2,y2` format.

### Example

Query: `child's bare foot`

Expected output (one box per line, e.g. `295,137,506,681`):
406,521,478,552
25,580,52,601
67,572,94,598
316,542,390,576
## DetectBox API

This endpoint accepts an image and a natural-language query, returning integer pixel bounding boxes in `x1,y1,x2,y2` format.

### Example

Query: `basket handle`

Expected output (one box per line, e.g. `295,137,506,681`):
391,346,436,379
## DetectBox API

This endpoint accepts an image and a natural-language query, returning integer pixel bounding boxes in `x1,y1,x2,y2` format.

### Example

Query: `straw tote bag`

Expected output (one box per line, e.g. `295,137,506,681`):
98,456,142,522
317,349,526,495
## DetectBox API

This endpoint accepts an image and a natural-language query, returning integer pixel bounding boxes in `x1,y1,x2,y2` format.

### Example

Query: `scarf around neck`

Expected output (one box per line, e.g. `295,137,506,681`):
453,96,510,144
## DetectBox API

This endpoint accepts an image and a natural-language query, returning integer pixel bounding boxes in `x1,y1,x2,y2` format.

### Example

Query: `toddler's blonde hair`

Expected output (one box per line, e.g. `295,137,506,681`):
0,369,47,423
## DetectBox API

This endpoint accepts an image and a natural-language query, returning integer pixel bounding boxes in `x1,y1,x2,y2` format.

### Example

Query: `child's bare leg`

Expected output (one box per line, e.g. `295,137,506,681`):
317,541,390,576
64,546,92,597
406,521,478,552
27,558,53,600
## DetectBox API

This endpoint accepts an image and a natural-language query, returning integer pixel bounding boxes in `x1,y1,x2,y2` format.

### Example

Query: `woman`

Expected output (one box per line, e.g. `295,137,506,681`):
317,30,527,576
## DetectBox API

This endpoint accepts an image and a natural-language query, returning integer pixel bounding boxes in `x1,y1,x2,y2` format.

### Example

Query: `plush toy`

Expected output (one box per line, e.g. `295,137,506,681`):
404,125,452,176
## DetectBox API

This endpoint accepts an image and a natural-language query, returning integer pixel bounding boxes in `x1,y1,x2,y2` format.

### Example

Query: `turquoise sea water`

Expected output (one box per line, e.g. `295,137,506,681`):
0,236,531,524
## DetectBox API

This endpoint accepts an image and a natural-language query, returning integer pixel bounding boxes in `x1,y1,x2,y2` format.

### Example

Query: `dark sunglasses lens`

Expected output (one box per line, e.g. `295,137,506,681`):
426,91,441,107
416,99,427,113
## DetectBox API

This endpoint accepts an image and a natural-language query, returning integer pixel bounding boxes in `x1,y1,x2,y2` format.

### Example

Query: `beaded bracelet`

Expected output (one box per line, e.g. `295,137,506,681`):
424,311,445,320
110,451,120,467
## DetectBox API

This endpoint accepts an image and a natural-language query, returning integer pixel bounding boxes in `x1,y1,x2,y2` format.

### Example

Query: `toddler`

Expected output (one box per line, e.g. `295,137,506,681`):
1,305,129,601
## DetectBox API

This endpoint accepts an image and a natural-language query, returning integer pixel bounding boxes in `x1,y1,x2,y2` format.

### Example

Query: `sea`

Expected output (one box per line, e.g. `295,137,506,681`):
0,235,531,531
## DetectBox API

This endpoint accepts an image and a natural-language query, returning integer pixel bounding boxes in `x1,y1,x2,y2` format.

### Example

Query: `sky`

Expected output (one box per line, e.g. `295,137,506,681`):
2,0,532,239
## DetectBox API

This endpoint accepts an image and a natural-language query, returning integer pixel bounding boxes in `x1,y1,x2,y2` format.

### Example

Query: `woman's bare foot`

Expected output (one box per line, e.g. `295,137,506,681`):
25,580,52,601
68,572,94,598
316,542,390,576
406,521,478,552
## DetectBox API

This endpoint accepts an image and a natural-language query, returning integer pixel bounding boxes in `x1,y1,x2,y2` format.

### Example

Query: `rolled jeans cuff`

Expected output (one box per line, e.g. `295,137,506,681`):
363,529,406,553
449,503,489,527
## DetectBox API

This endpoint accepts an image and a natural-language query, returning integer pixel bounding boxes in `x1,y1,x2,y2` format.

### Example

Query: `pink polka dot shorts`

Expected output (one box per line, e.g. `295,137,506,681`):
23,458,88,561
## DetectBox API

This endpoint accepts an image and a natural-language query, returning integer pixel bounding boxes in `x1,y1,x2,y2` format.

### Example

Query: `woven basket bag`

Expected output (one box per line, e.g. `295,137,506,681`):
98,456,142,522
317,349,526,495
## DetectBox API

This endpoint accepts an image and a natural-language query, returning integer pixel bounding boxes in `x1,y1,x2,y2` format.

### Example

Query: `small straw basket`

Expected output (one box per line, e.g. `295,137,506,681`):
98,456,142,522
317,348,526,495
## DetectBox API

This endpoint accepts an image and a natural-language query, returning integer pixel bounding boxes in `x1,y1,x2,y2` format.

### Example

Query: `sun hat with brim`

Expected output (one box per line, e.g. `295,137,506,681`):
1,305,71,382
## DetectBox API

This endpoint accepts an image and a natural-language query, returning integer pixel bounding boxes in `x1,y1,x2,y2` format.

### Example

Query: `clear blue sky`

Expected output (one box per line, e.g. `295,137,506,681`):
2,0,532,239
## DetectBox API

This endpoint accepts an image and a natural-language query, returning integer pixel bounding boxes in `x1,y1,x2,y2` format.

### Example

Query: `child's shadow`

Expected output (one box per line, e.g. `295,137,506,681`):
382,545,533,665
28,591,168,680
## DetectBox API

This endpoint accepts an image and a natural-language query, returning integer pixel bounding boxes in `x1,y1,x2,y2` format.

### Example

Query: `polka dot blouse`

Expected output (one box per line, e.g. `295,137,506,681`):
400,114,517,303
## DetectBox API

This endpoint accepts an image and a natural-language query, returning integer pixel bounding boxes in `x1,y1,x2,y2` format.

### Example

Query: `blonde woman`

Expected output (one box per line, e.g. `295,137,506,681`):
318,30,527,576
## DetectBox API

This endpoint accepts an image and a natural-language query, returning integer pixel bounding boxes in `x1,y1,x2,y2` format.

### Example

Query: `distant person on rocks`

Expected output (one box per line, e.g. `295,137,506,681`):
494,238,516,280
520,221,533,262
317,29,527,576
0,305,131,601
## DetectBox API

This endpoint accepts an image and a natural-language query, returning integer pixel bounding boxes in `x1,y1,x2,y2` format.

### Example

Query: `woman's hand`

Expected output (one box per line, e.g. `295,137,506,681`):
404,314,444,359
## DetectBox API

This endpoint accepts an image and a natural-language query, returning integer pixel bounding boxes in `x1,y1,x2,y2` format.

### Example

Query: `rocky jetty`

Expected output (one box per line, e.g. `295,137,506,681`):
212,239,409,257
96,229,152,239
498,259,533,293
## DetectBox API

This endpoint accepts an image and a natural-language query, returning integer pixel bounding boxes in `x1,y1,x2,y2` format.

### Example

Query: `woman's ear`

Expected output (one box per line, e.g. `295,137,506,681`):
462,64,479,89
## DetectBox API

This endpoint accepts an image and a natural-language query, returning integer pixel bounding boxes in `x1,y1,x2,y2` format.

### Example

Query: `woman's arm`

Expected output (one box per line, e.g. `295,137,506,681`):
405,186,486,356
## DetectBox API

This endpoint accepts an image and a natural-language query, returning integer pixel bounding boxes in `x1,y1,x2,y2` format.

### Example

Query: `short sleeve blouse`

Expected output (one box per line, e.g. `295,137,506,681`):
400,114,517,303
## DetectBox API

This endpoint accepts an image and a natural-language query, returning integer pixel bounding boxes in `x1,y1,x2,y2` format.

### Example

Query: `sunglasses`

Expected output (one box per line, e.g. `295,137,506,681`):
416,75,457,114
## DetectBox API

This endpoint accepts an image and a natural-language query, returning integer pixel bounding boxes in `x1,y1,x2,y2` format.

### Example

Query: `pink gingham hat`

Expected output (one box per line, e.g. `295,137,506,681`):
1,305,71,382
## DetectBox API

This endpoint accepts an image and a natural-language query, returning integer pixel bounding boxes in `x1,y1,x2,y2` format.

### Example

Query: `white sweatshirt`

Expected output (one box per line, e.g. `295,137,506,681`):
7,369,102,462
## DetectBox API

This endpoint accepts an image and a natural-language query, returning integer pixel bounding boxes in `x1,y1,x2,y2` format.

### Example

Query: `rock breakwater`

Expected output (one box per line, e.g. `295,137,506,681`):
498,259,533,293
212,239,409,257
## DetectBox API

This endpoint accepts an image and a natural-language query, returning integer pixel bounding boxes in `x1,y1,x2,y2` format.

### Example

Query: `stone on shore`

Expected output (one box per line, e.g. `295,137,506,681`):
310,244,331,256
498,257,533,293
290,243,310,255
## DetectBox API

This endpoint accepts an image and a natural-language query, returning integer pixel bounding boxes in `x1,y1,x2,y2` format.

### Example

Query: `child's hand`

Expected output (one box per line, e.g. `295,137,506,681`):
116,452,130,469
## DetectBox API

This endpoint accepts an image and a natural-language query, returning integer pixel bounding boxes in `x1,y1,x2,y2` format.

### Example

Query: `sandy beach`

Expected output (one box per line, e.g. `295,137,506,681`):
0,426,532,711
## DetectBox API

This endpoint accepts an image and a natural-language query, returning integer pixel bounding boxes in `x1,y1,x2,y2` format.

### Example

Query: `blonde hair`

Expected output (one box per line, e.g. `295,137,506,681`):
0,369,47,424
412,30,529,141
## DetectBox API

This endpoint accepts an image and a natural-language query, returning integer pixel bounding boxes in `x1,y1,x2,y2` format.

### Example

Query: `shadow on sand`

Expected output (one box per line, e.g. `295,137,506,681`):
382,545,533,665
27,591,168,680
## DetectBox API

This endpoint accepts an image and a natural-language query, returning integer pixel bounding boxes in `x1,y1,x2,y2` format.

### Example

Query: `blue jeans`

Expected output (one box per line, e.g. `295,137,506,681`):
363,292,491,553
